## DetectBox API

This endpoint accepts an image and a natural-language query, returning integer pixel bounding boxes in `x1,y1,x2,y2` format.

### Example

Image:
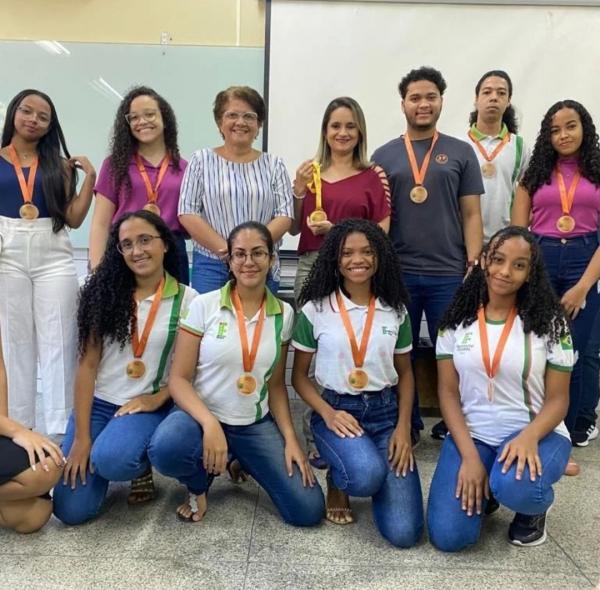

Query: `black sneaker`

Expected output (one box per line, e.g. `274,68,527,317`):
431,420,448,440
508,508,550,547
484,493,500,516
571,418,599,447
411,427,421,449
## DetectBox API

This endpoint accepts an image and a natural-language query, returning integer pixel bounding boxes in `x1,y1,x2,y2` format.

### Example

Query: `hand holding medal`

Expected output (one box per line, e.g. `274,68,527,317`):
308,161,328,223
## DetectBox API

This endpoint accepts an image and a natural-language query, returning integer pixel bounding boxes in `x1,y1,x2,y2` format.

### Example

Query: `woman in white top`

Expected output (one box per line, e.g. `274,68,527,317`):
428,226,573,550
53,211,196,525
149,221,324,525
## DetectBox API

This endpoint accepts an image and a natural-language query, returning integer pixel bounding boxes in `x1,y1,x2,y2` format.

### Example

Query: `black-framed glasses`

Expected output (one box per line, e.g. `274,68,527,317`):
229,249,270,264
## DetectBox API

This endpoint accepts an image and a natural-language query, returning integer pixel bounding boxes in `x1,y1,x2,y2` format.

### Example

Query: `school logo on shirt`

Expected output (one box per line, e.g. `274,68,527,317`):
456,332,475,352
381,326,398,337
216,321,228,339
435,154,448,165
560,334,573,351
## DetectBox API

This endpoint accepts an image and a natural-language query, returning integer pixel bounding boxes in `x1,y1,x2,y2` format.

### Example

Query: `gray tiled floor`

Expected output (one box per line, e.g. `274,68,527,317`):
1,407,598,590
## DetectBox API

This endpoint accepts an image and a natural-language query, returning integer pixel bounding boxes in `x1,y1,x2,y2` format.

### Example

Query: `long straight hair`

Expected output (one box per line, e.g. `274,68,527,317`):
1,89,77,232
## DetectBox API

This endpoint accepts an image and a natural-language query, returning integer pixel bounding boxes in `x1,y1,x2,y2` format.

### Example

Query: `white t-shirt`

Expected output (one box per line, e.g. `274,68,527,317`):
95,274,197,406
466,124,529,243
436,313,573,446
179,282,294,426
292,291,412,394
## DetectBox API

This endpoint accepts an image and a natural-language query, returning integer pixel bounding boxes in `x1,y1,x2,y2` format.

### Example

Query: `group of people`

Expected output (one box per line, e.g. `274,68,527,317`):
0,65,599,553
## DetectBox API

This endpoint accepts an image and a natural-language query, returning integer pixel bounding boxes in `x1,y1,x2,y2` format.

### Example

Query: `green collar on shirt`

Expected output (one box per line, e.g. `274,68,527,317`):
162,272,180,299
219,280,282,316
470,122,509,140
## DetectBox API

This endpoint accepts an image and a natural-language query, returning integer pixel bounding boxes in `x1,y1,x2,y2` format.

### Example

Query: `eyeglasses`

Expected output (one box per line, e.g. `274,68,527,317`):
222,111,259,123
17,105,51,126
117,234,162,255
125,110,159,125
229,249,270,264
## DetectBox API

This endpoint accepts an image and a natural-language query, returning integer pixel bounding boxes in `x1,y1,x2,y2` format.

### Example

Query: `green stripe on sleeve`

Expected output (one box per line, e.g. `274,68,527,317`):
152,285,185,394
395,312,413,350
292,311,317,350
547,362,573,373
255,310,284,422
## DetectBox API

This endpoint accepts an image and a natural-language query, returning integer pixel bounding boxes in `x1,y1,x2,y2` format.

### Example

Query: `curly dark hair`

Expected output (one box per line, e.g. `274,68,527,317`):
468,70,519,134
1,89,77,232
107,86,181,198
77,210,181,355
298,218,409,313
439,226,568,344
521,100,600,195
398,66,447,99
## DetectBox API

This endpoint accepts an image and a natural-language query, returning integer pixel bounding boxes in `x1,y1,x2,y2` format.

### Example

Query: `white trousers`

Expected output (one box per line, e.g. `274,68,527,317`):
0,216,78,434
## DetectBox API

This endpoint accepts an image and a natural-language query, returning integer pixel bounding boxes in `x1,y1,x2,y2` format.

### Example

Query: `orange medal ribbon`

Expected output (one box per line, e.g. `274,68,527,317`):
231,288,266,395
468,130,511,163
8,144,38,206
134,153,170,207
336,291,376,389
556,167,581,217
132,277,165,360
477,306,517,402
403,131,439,188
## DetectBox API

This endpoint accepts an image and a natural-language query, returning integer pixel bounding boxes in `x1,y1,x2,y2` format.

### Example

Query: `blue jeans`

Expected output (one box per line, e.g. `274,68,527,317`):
148,409,325,527
402,272,464,431
191,251,279,295
173,233,190,285
536,233,600,432
427,430,571,552
581,307,600,423
312,388,424,547
53,397,171,525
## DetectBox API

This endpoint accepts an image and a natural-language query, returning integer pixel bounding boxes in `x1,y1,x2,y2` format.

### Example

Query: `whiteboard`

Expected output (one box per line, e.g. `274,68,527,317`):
267,0,600,250
0,41,264,247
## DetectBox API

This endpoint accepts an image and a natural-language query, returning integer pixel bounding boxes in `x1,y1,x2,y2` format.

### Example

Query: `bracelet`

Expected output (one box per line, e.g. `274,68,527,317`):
293,191,306,200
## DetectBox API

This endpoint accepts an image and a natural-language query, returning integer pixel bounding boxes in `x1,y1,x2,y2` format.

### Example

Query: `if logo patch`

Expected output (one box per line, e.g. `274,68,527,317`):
216,321,228,339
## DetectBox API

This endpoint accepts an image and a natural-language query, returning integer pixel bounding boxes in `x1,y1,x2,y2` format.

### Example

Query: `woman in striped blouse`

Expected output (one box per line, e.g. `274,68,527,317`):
178,86,293,294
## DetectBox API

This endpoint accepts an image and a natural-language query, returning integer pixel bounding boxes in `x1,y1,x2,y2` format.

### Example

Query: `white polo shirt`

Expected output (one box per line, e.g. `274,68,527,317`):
95,274,197,406
467,124,529,242
292,291,412,394
436,314,573,446
179,282,294,426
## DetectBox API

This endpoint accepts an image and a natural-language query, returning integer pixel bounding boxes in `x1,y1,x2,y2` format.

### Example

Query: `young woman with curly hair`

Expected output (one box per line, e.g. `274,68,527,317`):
89,86,189,283
149,222,323,525
292,219,423,546
53,211,197,525
512,101,600,463
290,96,392,471
0,89,95,435
428,226,574,550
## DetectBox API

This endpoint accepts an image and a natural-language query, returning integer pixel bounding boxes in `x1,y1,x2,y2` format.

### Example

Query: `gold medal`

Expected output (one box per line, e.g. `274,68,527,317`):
481,162,496,178
19,203,39,220
409,186,428,203
126,359,146,379
309,208,328,223
237,373,257,395
143,202,161,216
556,215,576,233
348,368,369,390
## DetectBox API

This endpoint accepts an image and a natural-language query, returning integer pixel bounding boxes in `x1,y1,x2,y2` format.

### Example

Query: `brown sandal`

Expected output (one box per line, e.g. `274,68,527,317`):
127,469,156,505
326,470,354,525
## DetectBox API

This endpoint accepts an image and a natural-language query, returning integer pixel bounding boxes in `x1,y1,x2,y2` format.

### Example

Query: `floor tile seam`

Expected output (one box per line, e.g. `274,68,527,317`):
241,487,261,590
241,559,579,574
548,532,597,587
